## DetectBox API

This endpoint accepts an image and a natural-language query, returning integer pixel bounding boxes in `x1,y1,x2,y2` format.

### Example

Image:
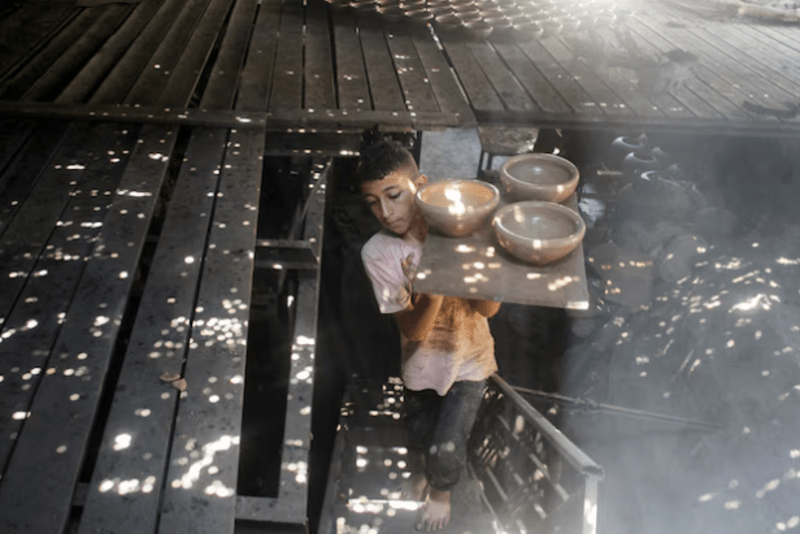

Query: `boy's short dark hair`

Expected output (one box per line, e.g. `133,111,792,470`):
356,139,417,185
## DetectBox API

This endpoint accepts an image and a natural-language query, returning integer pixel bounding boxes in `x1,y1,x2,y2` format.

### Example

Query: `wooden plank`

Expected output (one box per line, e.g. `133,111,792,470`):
269,107,458,129
0,125,139,458
722,21,800,89
57,0,167,104
23,4,135,102
0,99,268,128
0,119,37,175
384,29,441,113
158,0,237,107
467,41,538,113
440,38,505,113
0,120,71,235
305,0,337,111
0,4,79,81
90,0,189,104
122,0,214,105
0,122,104,323
274,161,327,518
549,34,667,119
331,9,372,110
411,28,476,126
490,42,573,116
560,26,693,120
269,2,304,112
235,0,282,112
640,9,793,117
359,22,407,112
0,124,178,534
200,0,260,109
76,127,228,534
625,15,756,121
156,127,263,534
0,8,106,100
617,17,726,120
516,38,608,118
678,15,800,104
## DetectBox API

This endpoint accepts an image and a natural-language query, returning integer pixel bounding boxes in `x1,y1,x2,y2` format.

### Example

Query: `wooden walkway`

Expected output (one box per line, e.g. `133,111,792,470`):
3,1,800,136
2,0,800,533
439,1,800,136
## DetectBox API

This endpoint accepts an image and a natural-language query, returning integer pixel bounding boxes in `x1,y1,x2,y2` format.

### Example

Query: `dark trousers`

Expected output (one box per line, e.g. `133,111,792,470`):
403,380,486,492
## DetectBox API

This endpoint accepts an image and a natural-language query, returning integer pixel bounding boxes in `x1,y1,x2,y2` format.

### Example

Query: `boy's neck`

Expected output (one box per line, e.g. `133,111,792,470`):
402,214,428,246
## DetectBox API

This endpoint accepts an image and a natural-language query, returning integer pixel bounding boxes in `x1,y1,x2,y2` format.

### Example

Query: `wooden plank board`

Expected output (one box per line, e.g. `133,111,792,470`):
0,122,99,323
683,17,800,103
76,127,229,534
440,38,505,113
235,0,282,112
123,0,214,105
489,42,573,116
549,34,667,119
0,125,139,467
23,4,135,102
411,28,476,125
158,0,237,107
0,8,106,100
156,127,263,534
57,0,167,104
0,120,70,235
200,0,260,109
0,119,36,175
332,10,372,110
305,0,337,111
574,23,694,120
534,36,638,117
0,4,79,81
640,9,792,117
467,41,538,113
90,0,188,104
616,16,730,120
384,29,441,114
724,22,800,88
625,15,755,121
0,124,178,534
275,161,327,518
515,38,605,118
359,22,408,112
269,2,305,112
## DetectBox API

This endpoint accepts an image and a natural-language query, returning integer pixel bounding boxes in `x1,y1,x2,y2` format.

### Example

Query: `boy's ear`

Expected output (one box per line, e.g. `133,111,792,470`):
415,174,428,188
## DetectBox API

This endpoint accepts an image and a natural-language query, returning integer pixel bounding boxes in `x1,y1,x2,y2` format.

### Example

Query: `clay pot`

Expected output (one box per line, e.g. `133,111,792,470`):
622,152,662,180
609,134,647,169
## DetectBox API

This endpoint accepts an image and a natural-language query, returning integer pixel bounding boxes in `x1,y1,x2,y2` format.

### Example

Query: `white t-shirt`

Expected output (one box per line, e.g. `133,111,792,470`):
361,230,497,395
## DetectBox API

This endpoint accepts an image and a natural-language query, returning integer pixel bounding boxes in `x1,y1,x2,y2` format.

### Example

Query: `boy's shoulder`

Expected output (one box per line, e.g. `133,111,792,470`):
361,230,416,261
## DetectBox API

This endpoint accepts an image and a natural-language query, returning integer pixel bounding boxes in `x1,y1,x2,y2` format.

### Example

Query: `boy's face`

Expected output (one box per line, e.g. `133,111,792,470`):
361,164,427,238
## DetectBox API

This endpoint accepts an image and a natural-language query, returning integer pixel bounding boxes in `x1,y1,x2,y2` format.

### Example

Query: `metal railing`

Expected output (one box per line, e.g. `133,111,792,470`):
468,374,604,534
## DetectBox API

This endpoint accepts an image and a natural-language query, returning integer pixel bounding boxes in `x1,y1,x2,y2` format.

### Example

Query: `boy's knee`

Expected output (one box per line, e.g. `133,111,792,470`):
425,441,461,490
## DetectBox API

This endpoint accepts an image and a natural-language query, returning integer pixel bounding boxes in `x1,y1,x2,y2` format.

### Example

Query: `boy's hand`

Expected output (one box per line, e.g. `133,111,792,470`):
401,252,417,295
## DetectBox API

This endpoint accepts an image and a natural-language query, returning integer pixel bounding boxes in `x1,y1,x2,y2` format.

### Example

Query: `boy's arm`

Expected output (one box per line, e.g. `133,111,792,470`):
469,299,501,318
395,293,444,342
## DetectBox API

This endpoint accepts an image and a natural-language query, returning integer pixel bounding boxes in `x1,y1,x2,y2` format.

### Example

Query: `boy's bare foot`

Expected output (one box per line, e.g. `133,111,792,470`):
417,488,450,531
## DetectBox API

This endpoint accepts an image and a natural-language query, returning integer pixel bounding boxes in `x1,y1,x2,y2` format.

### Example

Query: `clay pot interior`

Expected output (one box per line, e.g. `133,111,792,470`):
500,153,580,203
415,179,500,237
493,201,586,265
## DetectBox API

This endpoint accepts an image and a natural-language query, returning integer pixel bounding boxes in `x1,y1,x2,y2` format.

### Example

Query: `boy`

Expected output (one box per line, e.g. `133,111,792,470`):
358,140,500,531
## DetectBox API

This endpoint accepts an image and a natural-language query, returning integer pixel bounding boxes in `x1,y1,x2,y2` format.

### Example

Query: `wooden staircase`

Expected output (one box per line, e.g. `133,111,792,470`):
319,377,603,534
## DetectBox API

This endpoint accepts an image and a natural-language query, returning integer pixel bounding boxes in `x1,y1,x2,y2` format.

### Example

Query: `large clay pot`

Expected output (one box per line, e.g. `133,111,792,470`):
622,151,662,179
609,134,647,169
